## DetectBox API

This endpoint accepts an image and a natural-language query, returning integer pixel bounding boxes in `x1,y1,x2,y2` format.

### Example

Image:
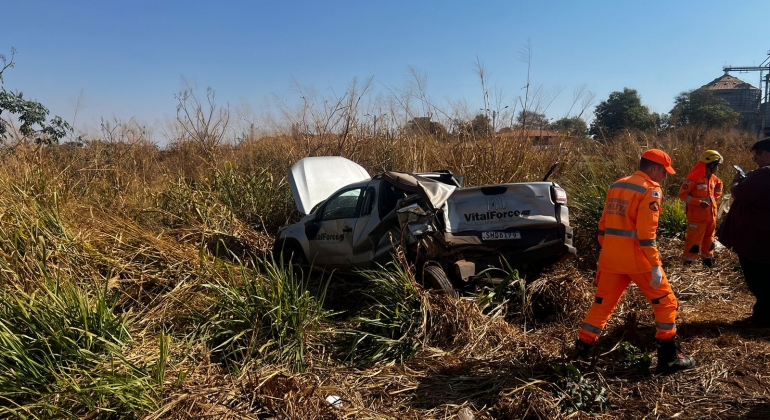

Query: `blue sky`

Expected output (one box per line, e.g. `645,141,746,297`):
2,0,769,142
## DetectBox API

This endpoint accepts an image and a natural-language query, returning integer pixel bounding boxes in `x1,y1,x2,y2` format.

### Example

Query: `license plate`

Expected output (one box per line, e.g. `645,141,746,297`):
482,231,521,240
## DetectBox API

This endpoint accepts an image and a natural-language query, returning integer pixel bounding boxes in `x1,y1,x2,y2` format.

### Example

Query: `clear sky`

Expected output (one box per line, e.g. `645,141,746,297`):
2,0,769,142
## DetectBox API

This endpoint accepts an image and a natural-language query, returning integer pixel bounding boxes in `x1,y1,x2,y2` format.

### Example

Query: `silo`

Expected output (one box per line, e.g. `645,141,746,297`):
701,73,761,133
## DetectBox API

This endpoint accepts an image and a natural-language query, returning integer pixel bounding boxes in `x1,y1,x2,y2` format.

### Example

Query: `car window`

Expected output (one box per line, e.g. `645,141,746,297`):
379,182,410,218
361,187,376,216
321,188,363,220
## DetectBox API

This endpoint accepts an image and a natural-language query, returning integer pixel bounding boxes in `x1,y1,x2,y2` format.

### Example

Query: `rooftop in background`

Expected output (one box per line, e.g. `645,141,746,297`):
702,73,759,90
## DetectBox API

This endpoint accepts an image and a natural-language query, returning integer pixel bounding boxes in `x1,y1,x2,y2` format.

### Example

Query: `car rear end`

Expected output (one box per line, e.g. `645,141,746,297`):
440,182,575,271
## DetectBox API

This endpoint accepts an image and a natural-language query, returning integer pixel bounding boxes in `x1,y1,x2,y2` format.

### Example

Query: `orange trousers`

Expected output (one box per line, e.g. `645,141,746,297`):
682,217,716,261
578,270,679,344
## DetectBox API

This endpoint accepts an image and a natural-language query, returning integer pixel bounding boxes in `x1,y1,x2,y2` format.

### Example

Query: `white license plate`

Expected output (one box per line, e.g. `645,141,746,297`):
482,231,521,240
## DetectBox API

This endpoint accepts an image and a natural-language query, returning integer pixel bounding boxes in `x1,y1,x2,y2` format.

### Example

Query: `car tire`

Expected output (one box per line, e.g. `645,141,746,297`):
274,241,307,267
422,264,458,297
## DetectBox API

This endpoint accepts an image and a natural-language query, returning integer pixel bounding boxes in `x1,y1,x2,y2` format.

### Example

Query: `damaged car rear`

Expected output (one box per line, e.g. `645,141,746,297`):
274,156,575,295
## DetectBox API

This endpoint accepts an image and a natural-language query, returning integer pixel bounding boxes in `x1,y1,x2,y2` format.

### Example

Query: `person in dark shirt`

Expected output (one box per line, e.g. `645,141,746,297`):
716,138,770,327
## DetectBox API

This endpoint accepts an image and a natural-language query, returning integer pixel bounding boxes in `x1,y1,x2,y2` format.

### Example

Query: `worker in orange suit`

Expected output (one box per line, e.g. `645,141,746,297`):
678,150,724,267
573,149,695,374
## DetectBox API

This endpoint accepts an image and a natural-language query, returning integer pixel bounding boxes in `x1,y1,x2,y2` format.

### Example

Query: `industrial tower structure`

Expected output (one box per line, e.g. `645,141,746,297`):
722,50,770,137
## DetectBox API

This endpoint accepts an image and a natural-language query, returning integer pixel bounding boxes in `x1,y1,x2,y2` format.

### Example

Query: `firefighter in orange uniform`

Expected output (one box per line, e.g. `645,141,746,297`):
573,149,695,373
678,150,723,267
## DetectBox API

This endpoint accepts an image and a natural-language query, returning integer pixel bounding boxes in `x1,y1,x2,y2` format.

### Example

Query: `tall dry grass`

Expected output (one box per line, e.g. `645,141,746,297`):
0,117,764,418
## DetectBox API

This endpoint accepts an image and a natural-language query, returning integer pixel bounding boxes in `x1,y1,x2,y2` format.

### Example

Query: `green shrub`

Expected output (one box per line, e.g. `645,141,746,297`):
552,363,610,414
210,166,293,234
566,176,610,239
658,199,688,238
202,258,327,372
341,263,426,366
0,280,158,418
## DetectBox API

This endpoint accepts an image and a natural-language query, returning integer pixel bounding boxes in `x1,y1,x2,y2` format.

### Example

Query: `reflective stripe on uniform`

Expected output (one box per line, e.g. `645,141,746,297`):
598,229,605,236
581,323,603,334
604,227,637,238
715,188,722,193
611,181,648,194
656,322,676,330
701,197,712,202
639,239,656,246
685,195,693,203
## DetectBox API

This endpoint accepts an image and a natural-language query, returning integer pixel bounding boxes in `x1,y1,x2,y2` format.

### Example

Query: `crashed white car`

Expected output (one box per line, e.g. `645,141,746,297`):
274,156,575,294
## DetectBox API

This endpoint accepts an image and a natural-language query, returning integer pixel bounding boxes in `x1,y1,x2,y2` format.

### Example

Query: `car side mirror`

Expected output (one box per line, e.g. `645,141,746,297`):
305,219,321,240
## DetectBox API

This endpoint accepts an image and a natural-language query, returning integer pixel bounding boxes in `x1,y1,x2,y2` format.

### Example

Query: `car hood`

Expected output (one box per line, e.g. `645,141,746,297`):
382,171,456,209
289,156,371,214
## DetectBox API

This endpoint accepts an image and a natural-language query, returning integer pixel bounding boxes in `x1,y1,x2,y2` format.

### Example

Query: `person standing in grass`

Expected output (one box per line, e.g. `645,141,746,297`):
573,149,695,374
716,138,770,328
678,150,724,267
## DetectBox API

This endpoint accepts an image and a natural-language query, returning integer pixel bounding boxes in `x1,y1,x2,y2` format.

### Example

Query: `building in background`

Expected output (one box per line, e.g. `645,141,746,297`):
719,54,770,137
701,73,762,134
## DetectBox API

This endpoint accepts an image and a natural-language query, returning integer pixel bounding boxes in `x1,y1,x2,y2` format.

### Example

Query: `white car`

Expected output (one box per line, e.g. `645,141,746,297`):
274,157,575,294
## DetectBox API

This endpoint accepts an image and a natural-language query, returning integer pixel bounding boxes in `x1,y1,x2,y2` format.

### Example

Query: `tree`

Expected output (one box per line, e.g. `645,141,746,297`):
669,89,741,128
515,110,550,129
0,48,71,145
589,88,658,139
469,114,492,138
405,117,448,141
551,116,588,137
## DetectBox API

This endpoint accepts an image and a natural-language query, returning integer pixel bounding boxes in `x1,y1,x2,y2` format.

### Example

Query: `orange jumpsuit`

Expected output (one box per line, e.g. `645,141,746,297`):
678,174,723,261
578,171,679,344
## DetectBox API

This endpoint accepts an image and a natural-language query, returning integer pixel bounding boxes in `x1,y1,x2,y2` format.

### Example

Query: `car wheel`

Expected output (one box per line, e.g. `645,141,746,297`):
422,264,458,297
274,241,307,267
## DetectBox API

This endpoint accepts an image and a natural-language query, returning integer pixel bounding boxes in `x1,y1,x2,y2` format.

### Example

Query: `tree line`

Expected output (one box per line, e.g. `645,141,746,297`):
406,87,742,142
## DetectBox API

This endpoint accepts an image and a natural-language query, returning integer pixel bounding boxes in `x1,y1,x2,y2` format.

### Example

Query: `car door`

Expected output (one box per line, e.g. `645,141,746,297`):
307,187,364,267
349,184,380,266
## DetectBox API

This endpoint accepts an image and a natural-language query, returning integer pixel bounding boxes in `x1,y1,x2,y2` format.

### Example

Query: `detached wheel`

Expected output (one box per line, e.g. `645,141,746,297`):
422,264,458,297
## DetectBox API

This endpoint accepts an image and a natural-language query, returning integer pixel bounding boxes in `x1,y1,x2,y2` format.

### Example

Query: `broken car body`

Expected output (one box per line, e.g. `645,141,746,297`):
275,156,576,293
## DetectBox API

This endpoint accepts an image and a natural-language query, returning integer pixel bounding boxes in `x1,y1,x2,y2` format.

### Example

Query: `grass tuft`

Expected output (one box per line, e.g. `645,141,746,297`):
201,257,328,372
0,280,158,418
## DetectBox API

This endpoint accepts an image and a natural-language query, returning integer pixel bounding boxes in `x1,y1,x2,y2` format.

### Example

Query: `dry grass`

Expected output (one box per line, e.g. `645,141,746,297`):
0,126,767,419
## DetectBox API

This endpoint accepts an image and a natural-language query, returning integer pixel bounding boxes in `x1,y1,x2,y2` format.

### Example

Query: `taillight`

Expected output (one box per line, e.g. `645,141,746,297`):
553,186,567,205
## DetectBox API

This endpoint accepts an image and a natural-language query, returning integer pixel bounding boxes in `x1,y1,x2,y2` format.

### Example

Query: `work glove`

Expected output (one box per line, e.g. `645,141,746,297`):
650,266,664,289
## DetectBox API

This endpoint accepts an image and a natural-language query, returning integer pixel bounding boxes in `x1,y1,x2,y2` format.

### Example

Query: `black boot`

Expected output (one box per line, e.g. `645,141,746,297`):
702,258,714,268
572,339,593,360
656,338,695,373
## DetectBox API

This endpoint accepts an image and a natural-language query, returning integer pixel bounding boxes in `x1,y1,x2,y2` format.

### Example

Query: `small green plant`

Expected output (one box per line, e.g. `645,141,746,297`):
616,341,652,374
202,257,328,372
342,262,426,366
567,175,610,239
475,262,526,320
658,199,688,238
552,362,610,414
